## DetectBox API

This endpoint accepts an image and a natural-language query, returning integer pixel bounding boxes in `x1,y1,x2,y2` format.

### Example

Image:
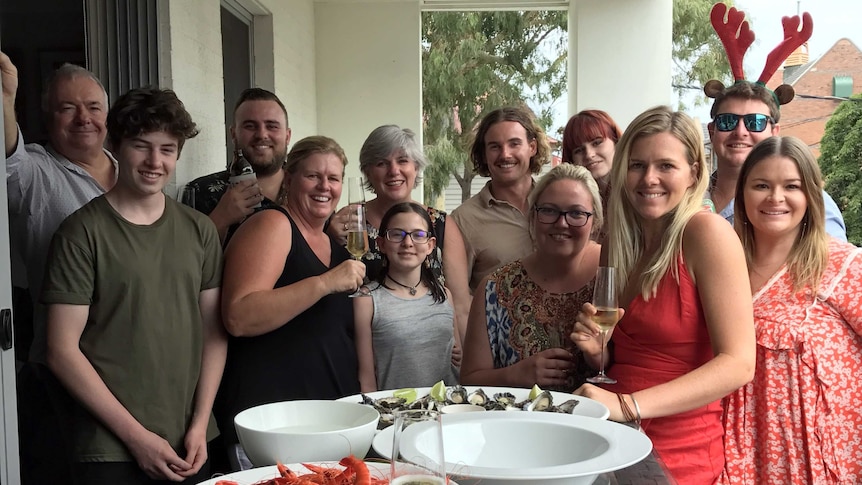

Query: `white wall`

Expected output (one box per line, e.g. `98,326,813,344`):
568,0,673,130
163,1,226,196
163,0,320,193
314,0,423,207
263,0,319,142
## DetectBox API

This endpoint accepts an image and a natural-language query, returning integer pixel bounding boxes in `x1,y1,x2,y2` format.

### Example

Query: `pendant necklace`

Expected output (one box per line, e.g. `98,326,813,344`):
386,275,420,296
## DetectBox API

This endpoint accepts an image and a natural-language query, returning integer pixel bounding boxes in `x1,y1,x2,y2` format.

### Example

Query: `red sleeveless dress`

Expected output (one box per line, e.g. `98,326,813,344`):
605,257,723,484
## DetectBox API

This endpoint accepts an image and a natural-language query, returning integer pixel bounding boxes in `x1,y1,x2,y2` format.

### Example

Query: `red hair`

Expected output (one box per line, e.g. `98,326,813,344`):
561,110,622,164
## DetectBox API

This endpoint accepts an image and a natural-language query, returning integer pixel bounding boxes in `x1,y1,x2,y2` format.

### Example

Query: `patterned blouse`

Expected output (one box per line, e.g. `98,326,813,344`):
720,239,862,484
364,206,447,284
483,260,594,392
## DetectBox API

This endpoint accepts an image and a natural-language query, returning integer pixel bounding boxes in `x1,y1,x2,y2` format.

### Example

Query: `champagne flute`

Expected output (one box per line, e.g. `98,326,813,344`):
587,266,620,384
180,185,196,210
346,177,370,297
347,176,366,205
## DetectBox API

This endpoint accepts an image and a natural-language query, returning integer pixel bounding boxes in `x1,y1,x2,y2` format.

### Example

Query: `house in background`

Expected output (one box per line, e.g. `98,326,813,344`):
766,38,862,158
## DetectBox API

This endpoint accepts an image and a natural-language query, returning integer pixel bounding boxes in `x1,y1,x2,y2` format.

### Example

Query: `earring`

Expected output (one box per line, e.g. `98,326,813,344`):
424,256,432,269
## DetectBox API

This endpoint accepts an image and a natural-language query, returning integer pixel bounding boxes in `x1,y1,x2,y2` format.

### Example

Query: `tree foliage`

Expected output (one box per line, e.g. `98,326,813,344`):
672,0,734,109
421,2,733,202
421,11,567,203
819,93,862,246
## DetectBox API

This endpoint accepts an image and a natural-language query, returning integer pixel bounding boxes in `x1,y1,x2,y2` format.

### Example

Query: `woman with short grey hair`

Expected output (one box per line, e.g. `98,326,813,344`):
329,124,471,356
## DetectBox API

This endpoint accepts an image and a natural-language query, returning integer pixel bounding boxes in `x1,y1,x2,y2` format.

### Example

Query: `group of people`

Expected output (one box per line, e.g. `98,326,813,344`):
3,25,861,485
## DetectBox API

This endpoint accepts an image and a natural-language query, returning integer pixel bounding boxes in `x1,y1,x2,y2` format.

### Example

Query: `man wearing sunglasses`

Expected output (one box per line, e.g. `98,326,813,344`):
706,82,846,240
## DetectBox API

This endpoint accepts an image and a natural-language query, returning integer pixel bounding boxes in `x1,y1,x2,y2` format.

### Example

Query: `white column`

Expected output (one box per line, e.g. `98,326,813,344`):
315,1,424,205
568,0,673,129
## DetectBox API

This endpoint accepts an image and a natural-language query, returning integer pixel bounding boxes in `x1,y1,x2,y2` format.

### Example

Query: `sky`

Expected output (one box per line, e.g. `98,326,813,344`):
547,0,862,132
683,0,862,120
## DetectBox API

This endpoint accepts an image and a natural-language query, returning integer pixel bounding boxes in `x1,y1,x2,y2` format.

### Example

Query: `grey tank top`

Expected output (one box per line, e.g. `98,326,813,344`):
370,283,459,390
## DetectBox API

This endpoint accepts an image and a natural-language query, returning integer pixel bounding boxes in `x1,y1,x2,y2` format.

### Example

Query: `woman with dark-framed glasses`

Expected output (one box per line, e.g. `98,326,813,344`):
460,164,601,392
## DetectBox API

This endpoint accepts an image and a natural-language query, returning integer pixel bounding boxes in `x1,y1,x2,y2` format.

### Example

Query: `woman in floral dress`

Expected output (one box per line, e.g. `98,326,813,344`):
720,136,862,484
460,164,601,392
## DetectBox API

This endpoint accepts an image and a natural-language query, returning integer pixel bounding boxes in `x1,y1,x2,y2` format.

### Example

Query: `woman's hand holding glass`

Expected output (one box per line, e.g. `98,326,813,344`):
319,259,367,295
510,348,575,389
571,303,626,378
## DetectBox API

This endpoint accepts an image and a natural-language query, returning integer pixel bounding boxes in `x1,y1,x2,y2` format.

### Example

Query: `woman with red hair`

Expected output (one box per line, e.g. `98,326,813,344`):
561,110,622,241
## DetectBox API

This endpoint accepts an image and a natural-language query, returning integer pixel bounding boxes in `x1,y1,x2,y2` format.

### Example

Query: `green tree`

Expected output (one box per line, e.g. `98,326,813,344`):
819,93,862,246
421,11,567,203
672,0,734,109
421,2,732,202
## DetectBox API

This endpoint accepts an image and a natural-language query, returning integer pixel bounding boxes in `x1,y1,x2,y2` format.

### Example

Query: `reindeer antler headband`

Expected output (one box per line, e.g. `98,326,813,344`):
703,2,814,107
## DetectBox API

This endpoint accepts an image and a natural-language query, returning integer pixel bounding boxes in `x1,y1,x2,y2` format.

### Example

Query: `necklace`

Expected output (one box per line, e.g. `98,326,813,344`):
386,275,420,296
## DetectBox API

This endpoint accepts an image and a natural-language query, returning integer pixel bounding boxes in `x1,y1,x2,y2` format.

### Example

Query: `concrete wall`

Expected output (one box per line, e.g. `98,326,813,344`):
314,0,423,206
568,0,673,131
165,0,318,194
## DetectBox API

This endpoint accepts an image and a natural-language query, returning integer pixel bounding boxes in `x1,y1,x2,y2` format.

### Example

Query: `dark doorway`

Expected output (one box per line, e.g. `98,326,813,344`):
221,3,253,168
1,0,86,146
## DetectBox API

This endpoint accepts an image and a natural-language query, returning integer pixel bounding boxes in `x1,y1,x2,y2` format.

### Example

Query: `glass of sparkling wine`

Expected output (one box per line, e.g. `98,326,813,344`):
346,177,370,297
390,409,447,485
587,266,619,384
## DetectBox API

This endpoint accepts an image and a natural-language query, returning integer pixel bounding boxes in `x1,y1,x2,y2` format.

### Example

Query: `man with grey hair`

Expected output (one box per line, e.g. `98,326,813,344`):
2,51,117,363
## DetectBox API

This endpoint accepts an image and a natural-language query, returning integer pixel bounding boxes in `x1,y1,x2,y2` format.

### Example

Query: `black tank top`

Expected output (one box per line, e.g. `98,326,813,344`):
214,206,360,445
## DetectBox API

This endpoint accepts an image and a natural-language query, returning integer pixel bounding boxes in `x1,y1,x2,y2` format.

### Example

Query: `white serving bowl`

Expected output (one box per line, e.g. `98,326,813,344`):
398,412,652,485
234,400,379,466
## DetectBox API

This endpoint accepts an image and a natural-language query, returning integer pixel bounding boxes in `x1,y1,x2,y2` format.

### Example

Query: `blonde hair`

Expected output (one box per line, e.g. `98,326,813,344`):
527,163,603,242
734,136,828,291
608,106,708,299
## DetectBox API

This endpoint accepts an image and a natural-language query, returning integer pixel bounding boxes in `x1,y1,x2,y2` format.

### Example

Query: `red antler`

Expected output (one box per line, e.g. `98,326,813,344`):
710,3,754,82
757,12,814,83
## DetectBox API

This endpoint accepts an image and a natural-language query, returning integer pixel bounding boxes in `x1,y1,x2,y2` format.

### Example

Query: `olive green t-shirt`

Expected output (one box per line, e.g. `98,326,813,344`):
41,195,223,462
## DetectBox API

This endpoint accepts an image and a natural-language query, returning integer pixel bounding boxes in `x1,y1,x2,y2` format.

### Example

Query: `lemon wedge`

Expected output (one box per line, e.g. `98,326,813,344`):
430,380,448,402
528,384,544,400
393,388,417,404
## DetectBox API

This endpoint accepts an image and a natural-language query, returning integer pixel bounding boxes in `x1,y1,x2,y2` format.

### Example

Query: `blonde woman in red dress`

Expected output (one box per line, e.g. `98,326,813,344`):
719,136,862,484
571,106,755,484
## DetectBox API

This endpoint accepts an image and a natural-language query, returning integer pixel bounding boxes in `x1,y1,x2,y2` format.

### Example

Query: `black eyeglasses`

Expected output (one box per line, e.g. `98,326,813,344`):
535,207,593,227
714,113,774,133
384,229,431,243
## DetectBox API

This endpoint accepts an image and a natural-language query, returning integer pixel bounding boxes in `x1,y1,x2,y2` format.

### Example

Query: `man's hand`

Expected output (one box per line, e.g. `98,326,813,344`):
126,427,191,482
2,51,20,156
0,51,18,102
174,425,208,478
208,179,263,240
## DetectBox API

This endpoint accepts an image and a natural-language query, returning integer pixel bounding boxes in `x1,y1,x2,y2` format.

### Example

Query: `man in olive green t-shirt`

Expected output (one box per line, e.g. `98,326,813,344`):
41,87,227,484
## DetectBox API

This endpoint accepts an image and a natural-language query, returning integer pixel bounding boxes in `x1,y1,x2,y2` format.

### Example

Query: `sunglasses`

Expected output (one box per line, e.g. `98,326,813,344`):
714,113,774,133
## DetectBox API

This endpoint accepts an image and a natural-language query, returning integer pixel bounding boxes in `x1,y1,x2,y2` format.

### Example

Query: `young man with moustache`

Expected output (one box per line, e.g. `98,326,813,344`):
706,82,846,240
184,87,291,242
2,51,118,364
451,106,552,291
41,87,227,484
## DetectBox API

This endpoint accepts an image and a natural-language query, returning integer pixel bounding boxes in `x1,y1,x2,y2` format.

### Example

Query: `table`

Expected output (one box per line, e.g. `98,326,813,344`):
606,451,675,485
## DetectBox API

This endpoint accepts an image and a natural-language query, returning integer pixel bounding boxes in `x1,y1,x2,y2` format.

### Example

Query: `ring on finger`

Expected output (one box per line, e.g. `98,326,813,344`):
343,223,349,231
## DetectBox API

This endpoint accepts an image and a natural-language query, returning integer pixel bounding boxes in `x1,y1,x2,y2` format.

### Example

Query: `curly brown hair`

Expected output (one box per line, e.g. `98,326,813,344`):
107,87,199,153
469,106,550,177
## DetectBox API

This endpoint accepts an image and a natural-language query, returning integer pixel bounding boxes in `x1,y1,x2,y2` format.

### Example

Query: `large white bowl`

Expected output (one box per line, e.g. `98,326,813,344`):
234,400,379,466
399,412,652,485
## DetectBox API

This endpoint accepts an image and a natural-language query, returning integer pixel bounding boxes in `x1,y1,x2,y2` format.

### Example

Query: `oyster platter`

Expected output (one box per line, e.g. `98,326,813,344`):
337,384,610,429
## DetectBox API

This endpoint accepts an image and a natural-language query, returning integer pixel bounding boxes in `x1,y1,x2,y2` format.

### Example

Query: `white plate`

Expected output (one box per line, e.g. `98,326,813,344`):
196,461,390,485
402,413,652,485
337,385,609,421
